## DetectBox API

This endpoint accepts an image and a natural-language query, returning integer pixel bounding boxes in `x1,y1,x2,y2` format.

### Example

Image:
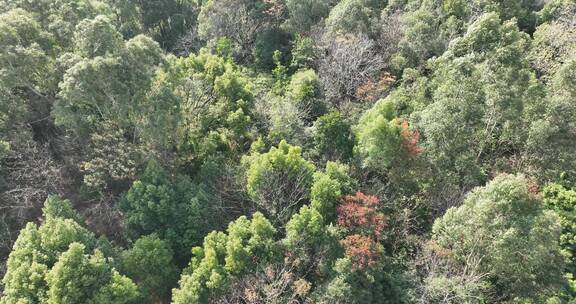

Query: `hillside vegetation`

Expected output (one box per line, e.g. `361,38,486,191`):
1,0,575,303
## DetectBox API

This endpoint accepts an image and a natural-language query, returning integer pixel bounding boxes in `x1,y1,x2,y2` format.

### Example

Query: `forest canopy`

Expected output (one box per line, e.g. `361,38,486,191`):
1,0,575,303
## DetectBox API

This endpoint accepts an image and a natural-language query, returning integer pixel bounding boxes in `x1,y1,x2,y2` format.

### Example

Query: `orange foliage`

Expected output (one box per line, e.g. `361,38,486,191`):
263,0,284,18
337,192,386,241
398,119,421,158
341,235,382,270
355,72,396,102
337,192,387,270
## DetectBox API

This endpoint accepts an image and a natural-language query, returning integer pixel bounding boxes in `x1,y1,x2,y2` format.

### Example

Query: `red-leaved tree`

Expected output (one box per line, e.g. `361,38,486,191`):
337,192,387,270
398,119,421,159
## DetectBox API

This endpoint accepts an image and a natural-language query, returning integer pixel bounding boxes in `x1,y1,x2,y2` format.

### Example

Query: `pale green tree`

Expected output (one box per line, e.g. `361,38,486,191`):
54,33,165,135
1,196,138,304
244,140,316,224
172,213,278,304
414,13,542,190
525,60,576,181
431,174,565,301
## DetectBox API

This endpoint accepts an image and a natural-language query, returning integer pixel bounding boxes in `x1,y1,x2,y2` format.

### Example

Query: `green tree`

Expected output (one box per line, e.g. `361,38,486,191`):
1,196,137,304
120,160,212,263
42,195,84,224
310,161,356,221
286,69,325,121
74,15,123,58
284,205,343,277
0,0,111,49
244,140,316,224
167,51,255,169
0,8,55,93
91,270,141,304
325,0,383,35
253,27,291,70
543,182,576,299
121,234,179,302
0,8,56,151
356,99,419,170
530,0,576,82
318,257,415,304
54,33,165,135
431,174,565,301
284,0,330,33
414,12,542,189
525,60,576,180
136,0,196,49
46,243,110,304
313,112,354,162
290,34,316,69
285,205,327,251
46,242,140,304
172,213,279,304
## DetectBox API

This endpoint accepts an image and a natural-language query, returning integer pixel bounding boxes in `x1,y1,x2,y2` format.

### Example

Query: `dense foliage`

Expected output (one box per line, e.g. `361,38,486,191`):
1,0,575,303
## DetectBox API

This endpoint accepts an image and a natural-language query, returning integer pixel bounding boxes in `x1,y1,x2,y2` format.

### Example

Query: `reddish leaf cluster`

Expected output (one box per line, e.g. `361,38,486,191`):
398,119,421,158
341,235,382,270
337,192,387,270
355,72,396,102
337,192,386,240
262,0,284,18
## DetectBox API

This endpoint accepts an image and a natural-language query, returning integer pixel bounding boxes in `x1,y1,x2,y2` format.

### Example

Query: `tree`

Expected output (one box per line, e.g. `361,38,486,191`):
121,234,179,302
390,0,458,71
120,160,212,263
356,99,419,170
431,174,565,301
172,213,279,304
136,0,196,50
414,12,541,192
0,8,57,151
310,161,356,221
0,8,55,94
244,140,316,224
283,0,330,33
285,205,327,251
530,0,576,82
525,60,576,181
415,240,490,303
1,196,138,304
0,0,110,49
46,243,140,304
209,262,313,303
258,93,309,147
543,182,576,299
196,0,281,62
253,27,291,70
73,15,124,58
91,270,141,304
289,34,316,69
167,51,255,169
337,192,386,270
318,33,384,104
325,0,383,36
54,33,165,135
285,69,326,121
80,121,142,193
46,243,110,304
42,195,83,224
317,255,415,304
